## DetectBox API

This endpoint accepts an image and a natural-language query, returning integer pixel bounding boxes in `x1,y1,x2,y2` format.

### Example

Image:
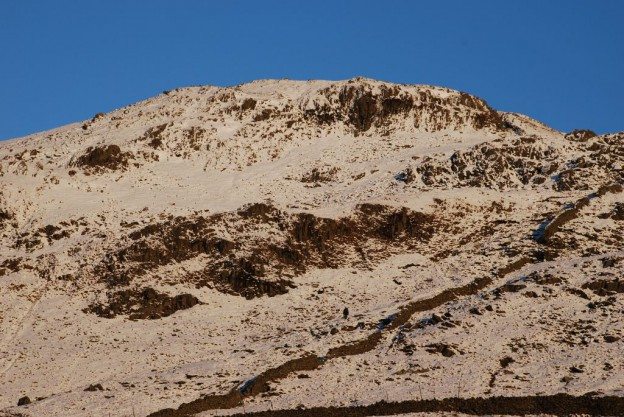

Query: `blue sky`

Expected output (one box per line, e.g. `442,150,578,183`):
1,1,623,140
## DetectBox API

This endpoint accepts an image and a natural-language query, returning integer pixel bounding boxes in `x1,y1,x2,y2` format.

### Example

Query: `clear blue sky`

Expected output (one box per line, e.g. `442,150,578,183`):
1,1,623,140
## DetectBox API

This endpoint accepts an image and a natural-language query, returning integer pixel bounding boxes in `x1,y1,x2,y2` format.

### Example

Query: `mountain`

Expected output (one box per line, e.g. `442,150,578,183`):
0,78,623,417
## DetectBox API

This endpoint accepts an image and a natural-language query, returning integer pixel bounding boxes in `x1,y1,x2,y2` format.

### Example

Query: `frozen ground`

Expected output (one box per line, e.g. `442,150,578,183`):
0,78,622,417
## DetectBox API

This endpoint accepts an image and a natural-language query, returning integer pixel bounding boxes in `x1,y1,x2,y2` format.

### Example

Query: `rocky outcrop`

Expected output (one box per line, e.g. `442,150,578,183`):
85,287,201,319
302,80,508,135
565,129,597,142
89,203,436,301
416,136,559,188
73,144,133,172
413,132,623,191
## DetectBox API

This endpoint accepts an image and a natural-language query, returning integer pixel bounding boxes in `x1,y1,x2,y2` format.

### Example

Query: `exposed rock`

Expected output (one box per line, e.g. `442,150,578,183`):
500,356,515,368
241,98,257,111
582,279,624,296
300,167,339,184
92,203,435,299
85,287,201,319
303,80,507,135
73,145,133,172
425,343,456,357
17,396,31,406
565,129,597,142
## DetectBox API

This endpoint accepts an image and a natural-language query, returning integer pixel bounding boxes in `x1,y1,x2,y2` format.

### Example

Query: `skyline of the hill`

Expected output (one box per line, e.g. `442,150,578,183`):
1,0,623,140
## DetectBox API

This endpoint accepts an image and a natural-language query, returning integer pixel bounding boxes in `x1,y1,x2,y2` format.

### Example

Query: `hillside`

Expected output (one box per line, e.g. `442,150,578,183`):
0,78,622,417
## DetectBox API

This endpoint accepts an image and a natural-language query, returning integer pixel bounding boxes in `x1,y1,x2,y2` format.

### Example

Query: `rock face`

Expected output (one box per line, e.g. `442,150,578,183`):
84,287,201,320
301,80,507,134
0,78,622,417
91,203,435,300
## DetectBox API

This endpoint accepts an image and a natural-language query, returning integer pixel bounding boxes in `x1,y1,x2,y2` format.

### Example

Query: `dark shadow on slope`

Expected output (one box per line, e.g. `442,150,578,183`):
222,394,624,417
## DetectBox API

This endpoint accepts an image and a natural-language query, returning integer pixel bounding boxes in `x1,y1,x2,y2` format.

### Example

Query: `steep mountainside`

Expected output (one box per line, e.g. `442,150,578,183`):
0,78,622,417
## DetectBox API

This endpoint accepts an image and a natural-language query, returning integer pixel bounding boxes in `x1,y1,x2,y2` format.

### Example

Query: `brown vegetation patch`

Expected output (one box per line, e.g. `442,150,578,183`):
555,134,624,190
193,258,295,299
13,222,77,250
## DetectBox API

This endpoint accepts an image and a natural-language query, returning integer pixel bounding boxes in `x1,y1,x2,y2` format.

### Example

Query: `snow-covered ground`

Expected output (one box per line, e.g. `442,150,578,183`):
0,78,622,417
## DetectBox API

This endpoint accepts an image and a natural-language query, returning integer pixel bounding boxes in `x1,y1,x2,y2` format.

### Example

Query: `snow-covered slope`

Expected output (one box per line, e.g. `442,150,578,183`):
0,78,622,417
